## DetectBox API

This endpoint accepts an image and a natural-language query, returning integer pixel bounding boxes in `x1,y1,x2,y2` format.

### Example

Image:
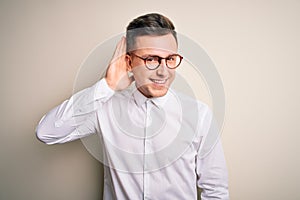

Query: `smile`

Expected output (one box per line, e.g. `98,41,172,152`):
150,78,167,84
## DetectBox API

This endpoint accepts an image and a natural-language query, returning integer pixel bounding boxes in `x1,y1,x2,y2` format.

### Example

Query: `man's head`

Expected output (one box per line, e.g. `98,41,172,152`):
126,13,177,53
125,13,181,98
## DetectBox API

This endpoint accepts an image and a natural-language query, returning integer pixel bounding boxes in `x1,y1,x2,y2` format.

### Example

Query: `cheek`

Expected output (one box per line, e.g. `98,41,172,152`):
132,67,151,83
168,70,176,81
170,70,175,77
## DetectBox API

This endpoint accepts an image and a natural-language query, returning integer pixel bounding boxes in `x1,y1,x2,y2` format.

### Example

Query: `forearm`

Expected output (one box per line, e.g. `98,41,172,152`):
35,78,114,144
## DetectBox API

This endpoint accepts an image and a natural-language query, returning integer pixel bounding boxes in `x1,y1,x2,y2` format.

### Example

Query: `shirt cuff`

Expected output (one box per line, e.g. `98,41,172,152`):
93,78,115,101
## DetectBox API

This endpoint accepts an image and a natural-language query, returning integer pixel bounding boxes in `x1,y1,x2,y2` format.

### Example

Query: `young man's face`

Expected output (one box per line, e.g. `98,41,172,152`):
127,33,178,98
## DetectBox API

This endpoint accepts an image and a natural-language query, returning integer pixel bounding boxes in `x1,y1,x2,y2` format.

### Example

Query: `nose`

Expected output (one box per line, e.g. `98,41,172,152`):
156,59,168,76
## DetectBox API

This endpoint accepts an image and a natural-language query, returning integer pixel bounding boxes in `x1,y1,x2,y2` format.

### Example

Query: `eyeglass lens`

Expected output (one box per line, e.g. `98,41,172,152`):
146,55,182,69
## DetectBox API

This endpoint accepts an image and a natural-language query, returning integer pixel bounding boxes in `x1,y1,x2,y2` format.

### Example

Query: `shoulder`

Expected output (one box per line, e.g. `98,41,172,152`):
170,90,213,135
105,85,136,113
171,89,211,116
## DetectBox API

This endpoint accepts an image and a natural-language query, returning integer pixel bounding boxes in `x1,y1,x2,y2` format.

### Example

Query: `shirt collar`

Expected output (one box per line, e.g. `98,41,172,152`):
131,82,171,108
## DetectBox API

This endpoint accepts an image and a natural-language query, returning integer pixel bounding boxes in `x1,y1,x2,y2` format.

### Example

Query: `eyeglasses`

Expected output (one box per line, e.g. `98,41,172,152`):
130,53,183,70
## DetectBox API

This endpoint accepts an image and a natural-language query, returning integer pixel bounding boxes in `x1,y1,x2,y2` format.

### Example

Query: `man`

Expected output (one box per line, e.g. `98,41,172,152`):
36,13,229,199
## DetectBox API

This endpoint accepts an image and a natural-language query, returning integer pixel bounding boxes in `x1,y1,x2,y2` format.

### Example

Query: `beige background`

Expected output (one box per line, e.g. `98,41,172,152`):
1,0,299,199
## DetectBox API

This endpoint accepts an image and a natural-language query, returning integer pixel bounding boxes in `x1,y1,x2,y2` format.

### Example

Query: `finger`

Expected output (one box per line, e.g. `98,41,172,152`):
112,37,124,60
120,36,126,54
115,38,123,57
116,37,126,59
112,37,126,65
117,37,127,64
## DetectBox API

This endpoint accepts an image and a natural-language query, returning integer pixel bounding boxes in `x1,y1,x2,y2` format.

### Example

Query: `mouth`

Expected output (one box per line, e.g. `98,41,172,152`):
149,78,168,85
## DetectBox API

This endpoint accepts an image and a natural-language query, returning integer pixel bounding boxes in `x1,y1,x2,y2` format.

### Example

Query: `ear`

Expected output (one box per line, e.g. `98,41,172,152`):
125,54,132,71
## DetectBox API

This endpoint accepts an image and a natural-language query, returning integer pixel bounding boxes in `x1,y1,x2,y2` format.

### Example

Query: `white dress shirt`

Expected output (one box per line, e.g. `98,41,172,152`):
36,78,229,200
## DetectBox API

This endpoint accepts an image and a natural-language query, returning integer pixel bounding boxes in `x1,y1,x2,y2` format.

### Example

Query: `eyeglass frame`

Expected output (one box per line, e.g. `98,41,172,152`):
128,52,183,70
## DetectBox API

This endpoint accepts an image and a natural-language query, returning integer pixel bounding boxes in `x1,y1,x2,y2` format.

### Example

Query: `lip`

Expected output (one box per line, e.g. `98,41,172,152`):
149,78,168,85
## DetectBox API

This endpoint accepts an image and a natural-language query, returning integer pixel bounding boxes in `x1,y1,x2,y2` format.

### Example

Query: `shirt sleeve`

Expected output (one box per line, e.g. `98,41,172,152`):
35,78,115,145
196,106,229,199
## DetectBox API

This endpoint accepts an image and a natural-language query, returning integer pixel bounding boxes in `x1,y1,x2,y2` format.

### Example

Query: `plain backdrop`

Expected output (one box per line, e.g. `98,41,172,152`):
1,0,299,200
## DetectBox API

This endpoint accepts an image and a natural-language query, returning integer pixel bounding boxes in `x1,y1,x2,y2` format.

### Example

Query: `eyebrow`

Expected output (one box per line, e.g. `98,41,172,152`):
141,54,176,58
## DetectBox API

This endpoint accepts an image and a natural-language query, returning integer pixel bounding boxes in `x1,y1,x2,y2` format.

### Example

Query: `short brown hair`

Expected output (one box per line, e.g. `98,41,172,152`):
126,13,177,53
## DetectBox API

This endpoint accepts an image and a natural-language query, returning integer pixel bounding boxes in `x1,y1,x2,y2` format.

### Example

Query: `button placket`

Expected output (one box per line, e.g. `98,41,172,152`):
143,100,152,199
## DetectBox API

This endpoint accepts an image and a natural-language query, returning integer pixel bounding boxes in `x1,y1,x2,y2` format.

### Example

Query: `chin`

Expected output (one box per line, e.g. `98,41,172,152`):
148,87,169,98
137,83,170,98
152,91,168,97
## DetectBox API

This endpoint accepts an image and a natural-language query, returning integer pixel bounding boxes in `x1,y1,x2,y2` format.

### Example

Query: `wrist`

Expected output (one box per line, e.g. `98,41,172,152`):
105,77,116,90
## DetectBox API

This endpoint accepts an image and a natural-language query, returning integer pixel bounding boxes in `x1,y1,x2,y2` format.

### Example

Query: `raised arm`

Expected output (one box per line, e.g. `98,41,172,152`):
36,37,133,145
35,78,114,144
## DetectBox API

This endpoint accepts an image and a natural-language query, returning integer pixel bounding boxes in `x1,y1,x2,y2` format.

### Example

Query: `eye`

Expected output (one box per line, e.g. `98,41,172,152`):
146,56,158,62
146,57,154,62
167,55,176,61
